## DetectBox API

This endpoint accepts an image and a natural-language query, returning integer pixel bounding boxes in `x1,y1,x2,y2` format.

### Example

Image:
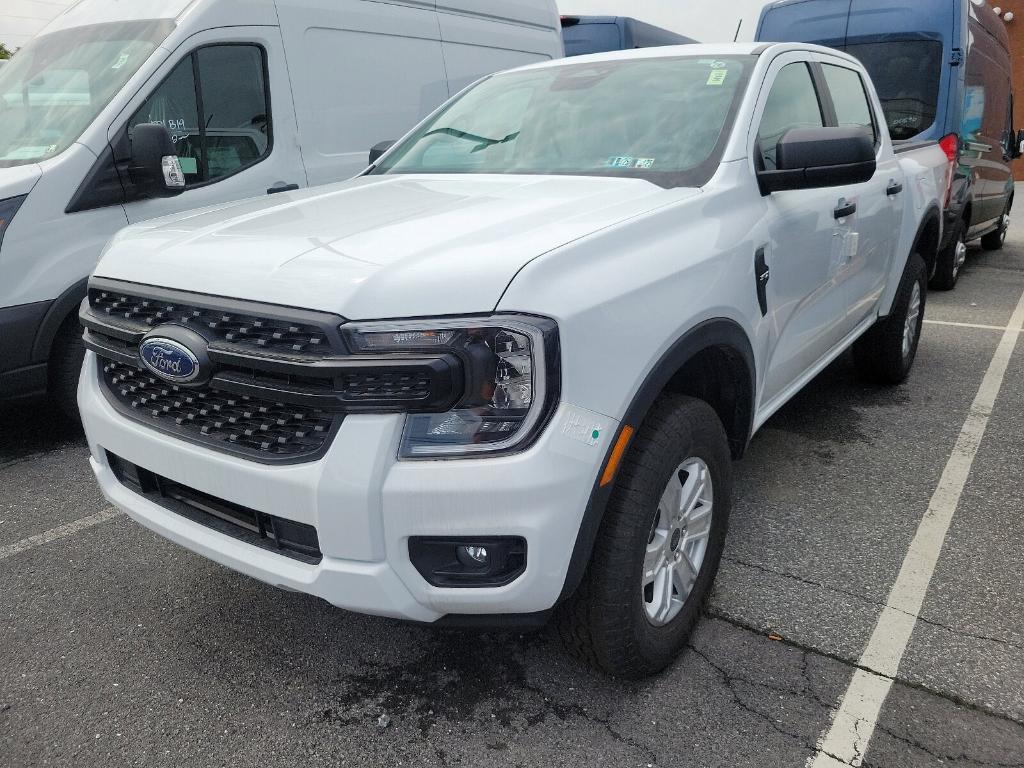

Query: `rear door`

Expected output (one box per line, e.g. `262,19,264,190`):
816,56,899,329
962,15,1013,229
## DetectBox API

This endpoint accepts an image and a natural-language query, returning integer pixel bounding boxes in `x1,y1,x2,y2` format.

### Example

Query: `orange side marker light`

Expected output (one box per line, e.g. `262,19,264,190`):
599,425,635,487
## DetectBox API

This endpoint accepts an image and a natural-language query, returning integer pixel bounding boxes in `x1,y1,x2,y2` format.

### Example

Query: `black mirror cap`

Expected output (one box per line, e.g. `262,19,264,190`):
128,123,185,199
758,126,876,194
1014,128,1024,159
368,140,396,165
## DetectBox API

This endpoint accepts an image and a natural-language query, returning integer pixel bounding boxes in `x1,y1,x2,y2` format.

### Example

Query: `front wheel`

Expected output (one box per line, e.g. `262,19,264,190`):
853,253,927,385
557,395,732,678
49,314,86,421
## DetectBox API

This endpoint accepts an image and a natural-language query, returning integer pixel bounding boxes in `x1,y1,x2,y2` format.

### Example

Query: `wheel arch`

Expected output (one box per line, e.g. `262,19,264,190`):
31,277,88,364
557,318,756,603
913,205,942,279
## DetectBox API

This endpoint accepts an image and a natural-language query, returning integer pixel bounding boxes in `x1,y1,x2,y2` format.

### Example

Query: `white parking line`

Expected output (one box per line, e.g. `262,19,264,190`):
924,319,1021,332
809,286,1024,767
0,507,122,562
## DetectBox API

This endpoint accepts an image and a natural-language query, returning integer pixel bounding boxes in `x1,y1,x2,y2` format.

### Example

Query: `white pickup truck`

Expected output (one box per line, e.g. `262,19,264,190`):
78,43,949,677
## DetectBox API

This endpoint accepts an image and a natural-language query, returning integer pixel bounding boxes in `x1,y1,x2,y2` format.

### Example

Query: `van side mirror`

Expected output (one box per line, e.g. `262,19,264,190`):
757,127,876,195
129,123,186,199
369,140,396,165
1014,128,1024,159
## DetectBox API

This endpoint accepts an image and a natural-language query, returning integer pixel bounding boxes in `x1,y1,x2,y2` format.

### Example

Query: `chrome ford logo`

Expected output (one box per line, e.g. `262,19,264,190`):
139,337,200,383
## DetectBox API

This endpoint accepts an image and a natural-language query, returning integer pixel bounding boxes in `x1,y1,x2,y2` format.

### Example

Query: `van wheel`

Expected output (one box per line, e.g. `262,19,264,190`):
556,395,731,678
929,219,966,291
49,314,85,421
853,253,926,385
981,206,1010,251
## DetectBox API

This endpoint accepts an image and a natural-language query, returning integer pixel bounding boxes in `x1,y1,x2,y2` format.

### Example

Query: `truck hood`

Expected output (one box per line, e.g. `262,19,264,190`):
95,174,688,318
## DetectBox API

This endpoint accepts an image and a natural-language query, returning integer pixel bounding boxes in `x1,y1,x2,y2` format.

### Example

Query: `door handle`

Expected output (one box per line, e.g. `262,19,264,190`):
267,183,299,195
886,181,903,196
834,201,857,219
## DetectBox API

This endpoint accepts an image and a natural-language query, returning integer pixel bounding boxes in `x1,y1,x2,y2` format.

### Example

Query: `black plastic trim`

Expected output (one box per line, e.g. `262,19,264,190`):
556,318,756,604
0,299,50,374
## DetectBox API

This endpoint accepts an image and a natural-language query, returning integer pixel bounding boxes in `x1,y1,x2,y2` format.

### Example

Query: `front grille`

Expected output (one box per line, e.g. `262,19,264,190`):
89,287,331,357
102,360,336,458
108,452,322,564
82,278,461,463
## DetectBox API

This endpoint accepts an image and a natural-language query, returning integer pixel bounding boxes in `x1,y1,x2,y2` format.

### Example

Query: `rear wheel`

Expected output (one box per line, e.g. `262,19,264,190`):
853,253,926,385
49,313,85,421
929,218,966,291
557,395,731,678
981,203,1010,251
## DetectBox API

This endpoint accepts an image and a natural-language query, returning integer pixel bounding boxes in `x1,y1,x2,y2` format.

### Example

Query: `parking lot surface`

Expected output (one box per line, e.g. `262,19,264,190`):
3,218,1024,767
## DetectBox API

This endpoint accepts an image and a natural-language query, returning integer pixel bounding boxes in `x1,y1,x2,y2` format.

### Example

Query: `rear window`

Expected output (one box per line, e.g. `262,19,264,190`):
842,41,943,140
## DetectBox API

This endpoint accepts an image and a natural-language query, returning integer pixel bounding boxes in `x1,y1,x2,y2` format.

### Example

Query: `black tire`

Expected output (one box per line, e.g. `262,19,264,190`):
980,202,1010,251
556,395,732,678
48,314,86,421
853,253,927,385
929,218,965,291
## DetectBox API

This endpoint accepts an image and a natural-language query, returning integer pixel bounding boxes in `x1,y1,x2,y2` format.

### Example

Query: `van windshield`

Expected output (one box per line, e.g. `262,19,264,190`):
843,40,943,140
0,19,175,168
373,56,754,188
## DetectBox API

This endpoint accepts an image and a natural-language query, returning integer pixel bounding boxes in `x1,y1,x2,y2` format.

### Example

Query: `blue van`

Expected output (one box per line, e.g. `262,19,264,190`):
560,16,696,57
756,0,1020,289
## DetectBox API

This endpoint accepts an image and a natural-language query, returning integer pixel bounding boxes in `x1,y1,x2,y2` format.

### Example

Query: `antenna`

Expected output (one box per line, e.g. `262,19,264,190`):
733,18,743,42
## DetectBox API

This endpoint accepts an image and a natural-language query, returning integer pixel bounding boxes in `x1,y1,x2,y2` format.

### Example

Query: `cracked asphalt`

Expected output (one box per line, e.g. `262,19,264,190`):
3,216,1024,767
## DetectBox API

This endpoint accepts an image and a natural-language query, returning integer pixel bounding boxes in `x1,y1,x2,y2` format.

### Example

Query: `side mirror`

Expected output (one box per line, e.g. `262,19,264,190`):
128,123,186,199
369,140,396,165
1014,128,1024,159
758,127,876,195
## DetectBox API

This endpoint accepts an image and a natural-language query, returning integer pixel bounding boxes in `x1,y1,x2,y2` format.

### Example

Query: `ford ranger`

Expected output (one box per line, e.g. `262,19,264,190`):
78,44,948,677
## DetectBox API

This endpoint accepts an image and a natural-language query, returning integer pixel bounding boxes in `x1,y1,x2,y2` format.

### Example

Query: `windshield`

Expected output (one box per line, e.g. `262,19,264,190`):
373,55,754,188
0,20,175,168
842,40,943,141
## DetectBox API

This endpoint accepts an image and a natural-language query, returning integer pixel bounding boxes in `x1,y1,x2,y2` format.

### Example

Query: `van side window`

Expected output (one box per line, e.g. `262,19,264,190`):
757,62,825,170
822,63,877,145
128,44,270,186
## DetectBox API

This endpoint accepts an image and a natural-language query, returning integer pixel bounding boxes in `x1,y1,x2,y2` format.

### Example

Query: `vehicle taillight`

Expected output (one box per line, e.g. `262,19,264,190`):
939,133,959,163
939,133,958,208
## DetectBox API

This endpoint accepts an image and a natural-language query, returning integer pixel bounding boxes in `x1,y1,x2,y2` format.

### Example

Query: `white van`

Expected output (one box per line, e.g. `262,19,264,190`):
0,0,562,413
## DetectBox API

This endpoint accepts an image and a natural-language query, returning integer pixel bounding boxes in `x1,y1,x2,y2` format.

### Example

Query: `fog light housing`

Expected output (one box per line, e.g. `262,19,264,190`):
409,536,526,587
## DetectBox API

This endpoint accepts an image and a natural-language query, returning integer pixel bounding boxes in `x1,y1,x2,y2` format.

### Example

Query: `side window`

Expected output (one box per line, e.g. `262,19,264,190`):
822,64,877,145
128,44,270,187
757,63,824,170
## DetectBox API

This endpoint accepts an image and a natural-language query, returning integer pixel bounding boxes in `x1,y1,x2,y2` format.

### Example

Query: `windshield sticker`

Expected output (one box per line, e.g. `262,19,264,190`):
0,146,53,161
707,69,728,86
606,156,635,168
634,158,655,169
111,52,131,70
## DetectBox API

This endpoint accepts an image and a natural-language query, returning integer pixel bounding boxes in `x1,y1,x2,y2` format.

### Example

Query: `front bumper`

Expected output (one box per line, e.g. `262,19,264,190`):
79,352,615,622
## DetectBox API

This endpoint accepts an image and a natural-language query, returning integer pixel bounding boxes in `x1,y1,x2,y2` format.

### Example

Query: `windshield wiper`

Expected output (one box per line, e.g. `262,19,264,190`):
422,126,520,153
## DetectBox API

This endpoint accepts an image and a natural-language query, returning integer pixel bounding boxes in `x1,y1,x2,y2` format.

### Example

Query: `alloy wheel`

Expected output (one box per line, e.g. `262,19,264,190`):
642,457,714,626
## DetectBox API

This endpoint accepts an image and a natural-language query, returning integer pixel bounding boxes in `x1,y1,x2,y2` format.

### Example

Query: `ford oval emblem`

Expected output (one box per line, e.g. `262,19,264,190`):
139,337,200,383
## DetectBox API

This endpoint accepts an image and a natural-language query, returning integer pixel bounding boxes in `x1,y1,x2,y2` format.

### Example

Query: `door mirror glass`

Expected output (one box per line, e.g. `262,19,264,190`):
369,140,396,165
128,123,186,198
1015,128,1024,159
758,127,876,194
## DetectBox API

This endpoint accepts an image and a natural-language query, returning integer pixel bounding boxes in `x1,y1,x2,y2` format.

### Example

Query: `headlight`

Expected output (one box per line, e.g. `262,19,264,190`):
344,315,559,458
0,194,27,251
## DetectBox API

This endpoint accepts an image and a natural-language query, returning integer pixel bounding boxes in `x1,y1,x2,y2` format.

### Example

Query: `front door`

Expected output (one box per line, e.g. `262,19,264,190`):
115,27,305,226
754,58,854,408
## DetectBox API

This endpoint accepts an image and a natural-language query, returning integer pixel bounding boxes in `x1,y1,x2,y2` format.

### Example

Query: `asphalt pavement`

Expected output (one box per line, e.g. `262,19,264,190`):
2,214,1023,767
